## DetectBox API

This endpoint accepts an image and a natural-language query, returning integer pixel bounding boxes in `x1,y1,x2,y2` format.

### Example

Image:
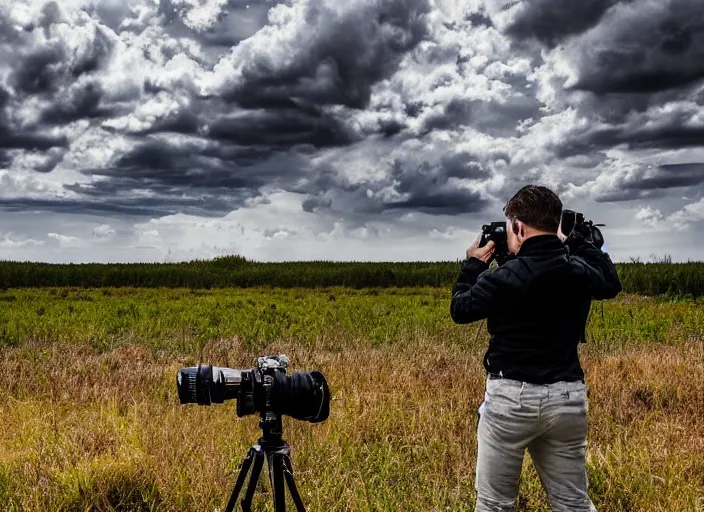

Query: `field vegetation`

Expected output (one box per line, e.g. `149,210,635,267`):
0,287,703,510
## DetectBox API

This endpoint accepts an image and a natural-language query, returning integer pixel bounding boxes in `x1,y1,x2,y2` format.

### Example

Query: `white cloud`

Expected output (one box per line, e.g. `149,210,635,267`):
668,198,704,230
48,232,82,247
633,198,704,232
635,206,664,228
0,232,44,248
92,224,116,239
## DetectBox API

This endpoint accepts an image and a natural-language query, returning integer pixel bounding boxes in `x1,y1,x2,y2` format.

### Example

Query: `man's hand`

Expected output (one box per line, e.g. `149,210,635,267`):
466,233,495,264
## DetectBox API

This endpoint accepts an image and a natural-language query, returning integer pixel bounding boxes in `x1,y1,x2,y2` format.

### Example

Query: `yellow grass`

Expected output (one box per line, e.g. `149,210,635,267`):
1,332,703,511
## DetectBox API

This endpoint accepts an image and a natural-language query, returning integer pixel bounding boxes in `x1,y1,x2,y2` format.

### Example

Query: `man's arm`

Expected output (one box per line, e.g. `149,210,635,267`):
450,260,526,324
570,242,622,300
452,257,490,296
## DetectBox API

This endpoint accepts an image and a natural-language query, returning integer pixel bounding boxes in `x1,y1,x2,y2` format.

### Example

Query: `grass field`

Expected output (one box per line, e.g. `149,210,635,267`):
1,287,703,511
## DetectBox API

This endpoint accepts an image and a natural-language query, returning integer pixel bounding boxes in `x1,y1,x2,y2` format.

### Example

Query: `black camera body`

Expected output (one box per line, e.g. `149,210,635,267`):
177,354,330,424
478,222,514,266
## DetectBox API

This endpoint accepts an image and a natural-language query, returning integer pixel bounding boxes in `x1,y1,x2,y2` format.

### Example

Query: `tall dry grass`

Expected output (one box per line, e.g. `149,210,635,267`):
1,329,703,511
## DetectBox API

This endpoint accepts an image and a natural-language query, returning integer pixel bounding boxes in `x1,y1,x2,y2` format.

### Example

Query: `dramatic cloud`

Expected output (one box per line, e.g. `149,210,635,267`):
201,0,432,108
1,0,704,262
486,0,618,47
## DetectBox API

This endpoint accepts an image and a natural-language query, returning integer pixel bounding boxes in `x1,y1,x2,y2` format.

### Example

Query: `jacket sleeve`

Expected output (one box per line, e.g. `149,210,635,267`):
570,242,622,300
450,259,527,324
452,258,489,296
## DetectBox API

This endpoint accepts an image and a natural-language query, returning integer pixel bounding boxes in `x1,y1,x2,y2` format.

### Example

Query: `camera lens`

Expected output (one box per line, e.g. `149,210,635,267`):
272,371,330,423
561,210,577,237
177,365,244,405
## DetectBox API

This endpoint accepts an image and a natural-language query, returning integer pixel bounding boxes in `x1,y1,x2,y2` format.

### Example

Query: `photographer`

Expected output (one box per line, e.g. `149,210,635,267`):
450,185,621,512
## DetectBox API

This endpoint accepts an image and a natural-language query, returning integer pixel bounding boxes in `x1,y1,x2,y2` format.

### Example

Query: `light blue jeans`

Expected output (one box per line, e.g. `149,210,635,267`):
475,376,597,511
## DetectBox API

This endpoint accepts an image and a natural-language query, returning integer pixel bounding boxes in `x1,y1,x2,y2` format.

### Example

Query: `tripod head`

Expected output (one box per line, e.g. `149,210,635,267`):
258,410,285,448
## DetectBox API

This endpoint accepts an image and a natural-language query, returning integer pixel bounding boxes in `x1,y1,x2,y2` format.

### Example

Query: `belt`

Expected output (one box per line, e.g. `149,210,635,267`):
487,372,584,384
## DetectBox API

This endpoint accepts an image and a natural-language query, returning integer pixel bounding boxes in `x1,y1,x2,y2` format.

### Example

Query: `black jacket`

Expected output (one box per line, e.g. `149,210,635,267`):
450,235,622,384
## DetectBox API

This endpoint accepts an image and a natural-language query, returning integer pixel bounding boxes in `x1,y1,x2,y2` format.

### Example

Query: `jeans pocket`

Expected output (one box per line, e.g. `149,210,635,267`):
485,381,519,415
569,387,589,414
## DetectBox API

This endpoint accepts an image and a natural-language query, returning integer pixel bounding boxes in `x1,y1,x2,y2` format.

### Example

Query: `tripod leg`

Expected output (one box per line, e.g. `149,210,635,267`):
240,450,265,512
268,452,287,512
225,448,256,512
282,454,306,512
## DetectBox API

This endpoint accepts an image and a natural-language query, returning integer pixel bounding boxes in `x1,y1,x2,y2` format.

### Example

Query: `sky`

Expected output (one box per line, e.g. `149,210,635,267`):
1,0,704,263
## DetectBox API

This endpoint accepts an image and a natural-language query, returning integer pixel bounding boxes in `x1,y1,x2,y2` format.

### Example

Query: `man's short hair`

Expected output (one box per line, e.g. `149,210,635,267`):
503,185,562,233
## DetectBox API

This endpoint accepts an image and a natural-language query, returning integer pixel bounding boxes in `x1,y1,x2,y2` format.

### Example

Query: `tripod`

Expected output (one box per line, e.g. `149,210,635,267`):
225,411,306,512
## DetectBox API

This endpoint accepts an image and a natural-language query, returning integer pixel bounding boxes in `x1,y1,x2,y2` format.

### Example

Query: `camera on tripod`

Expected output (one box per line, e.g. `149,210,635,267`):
177,355,330,512
177,354,330,423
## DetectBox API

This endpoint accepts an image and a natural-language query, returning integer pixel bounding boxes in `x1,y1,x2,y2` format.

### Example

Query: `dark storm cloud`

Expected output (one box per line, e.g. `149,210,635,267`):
0,127,68,150
70,25,114,79
0,10,112,167
40,82,117,125
441,152,492,180
0,196,231,217
594,163,704,203
8,16,113,97
465,8,494,29
489,0,618,47
385,189,487,214
555,122,704,159
71,136,319,214
224,0,431,109
634,164,704,190
422,94,541,136
494,1,704,95
9,43,66,95
0,86,68,151
0,132,68,151
89,137,300,189
564,1,704,95
300,156,491,215
207,107,360,147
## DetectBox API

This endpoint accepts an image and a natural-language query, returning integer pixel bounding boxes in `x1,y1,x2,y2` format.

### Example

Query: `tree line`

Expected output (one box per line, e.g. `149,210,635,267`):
0,256,702,297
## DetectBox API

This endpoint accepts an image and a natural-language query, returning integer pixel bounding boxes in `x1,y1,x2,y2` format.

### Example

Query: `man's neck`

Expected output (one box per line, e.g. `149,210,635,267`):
524,229,557,239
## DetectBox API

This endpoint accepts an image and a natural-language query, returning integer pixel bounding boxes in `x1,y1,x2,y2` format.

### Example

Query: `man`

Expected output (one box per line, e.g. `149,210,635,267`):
450,185,622,512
